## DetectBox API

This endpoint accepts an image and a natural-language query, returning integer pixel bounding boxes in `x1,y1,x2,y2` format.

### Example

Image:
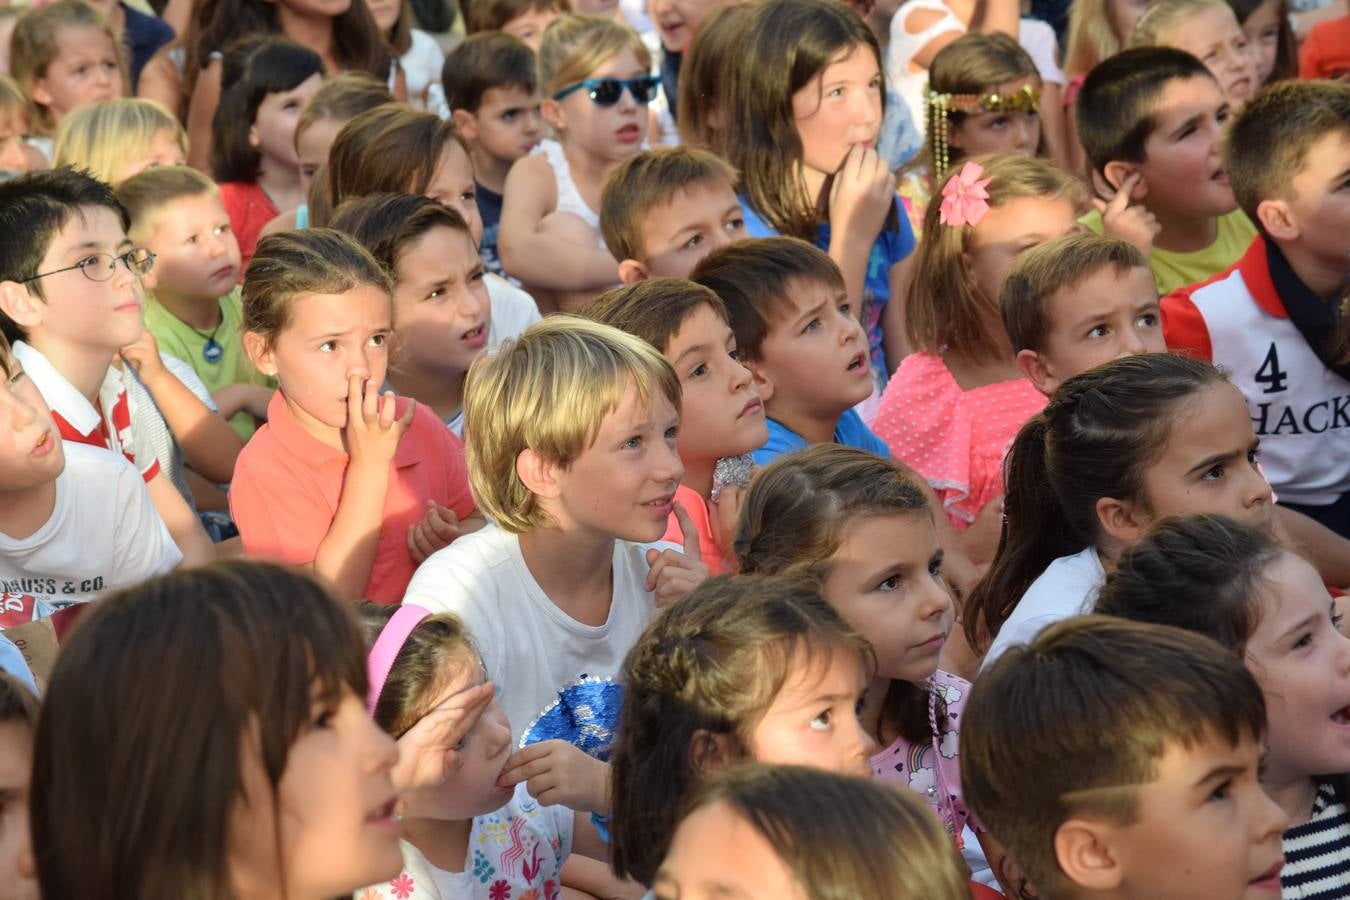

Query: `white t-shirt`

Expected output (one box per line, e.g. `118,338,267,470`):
485,275,542,348
358,783,572,900
979,546,1106,672
403,524,665,750
403,28,449,118
0,442,181,616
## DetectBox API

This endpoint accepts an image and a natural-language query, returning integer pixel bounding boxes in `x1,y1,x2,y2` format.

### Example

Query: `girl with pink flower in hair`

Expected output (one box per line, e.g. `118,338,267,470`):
872,155,1085,568
354,604,620,900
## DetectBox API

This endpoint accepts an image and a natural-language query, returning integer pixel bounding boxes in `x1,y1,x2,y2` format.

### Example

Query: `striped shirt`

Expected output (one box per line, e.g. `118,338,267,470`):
1282,781,1350,898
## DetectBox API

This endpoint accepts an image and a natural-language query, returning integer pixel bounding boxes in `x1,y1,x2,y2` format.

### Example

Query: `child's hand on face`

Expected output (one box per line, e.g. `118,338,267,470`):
344,374,415,469
407,501,462,564
828,144,895,243
497,739,610,814
391,680,496,792
645,502,712,607
1093,172,1160,257
119,330,168,385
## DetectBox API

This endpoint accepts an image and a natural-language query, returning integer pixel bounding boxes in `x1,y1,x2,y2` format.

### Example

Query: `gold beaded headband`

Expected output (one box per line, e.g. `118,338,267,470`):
925,83,1041,180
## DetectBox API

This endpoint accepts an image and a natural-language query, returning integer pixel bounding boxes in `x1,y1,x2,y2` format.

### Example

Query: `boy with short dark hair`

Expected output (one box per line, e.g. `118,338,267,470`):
1077,46,1257,295
117,165,273,442
0,332,180,620
691,237,885,465
1001,233,1163,397
963,615,1288,900
587,278,767,572
1163,79,1350,535
599,146,745,284
0,167,212,566
443,32,543,278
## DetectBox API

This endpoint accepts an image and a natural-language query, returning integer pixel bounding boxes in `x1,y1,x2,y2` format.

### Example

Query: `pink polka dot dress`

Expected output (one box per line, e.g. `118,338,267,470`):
874,351,1046,531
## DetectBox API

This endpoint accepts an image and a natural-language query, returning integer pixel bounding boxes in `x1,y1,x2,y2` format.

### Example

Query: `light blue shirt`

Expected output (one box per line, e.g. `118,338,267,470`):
752,408,891,467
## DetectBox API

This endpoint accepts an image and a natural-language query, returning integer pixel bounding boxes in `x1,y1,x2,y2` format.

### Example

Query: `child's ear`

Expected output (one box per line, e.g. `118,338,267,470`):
688,729,736,776
617,258,649,285
744,359,774,405
1096,493,1148,546
451,108,478,142
248,121,261,150
138,261,160,292
0,281,44,332
1054,818,1125,891
29,78,53,109
515,447,561,500
541,97,565,133
1256,197,1298,242
1101,162,1144,199
242,330,277,377
1016,348,1058,397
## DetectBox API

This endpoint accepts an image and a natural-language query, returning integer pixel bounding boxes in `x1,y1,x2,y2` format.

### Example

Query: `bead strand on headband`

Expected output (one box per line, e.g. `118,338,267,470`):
925,83,1042,180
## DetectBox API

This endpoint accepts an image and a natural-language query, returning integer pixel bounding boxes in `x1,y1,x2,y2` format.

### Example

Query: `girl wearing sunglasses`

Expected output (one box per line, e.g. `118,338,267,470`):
499,14,656,313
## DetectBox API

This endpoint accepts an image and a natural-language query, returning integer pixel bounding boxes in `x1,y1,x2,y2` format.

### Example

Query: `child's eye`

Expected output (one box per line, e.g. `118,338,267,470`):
1202,463,1225,481
1293,631,1314,650
216,224,231,236
664,426,679,442
369,333,388,348
185,234,198,245
501,110,518,122
1086,324,1108,339
810,709,832,730
877,574,900,592
426,287,444,300
989,115,1010,129
1137,312,1159,328
1208,779,1233,802
726,217,746,233
311,706,336,729
689,362,708,378
74,65,90,77
469,269,485,283
1247,446,1261,465
802,318,821,334
6,368,25,386
682,233,705,250
318,340,336,352
622,435,642,450
838,302,852,317
928,553,944,577
461,189,476,203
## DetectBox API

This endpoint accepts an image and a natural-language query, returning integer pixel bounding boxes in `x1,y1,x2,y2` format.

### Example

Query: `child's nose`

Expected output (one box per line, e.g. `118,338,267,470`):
844,711,877,774
730,358,753,392
1253,784,1291,843
919,576,954,621
364,716,399,774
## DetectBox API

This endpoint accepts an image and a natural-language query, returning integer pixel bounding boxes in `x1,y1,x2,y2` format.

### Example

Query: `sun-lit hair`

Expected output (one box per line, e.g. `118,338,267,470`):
53,98,185,187
674,764,971,900
599,146,738,264
905,154,1084,359
1000,232,1148,354
537,14,650,100
463,315,680,532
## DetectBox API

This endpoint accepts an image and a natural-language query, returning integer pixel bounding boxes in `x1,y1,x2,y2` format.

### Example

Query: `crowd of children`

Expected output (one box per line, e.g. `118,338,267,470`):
0,0,1349,897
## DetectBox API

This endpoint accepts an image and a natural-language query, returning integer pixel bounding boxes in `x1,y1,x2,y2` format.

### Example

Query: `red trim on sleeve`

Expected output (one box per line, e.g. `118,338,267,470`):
1161,290,1214,363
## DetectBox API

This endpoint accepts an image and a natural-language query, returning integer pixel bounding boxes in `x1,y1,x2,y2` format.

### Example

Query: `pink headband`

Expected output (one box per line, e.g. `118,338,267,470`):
367,604,432,716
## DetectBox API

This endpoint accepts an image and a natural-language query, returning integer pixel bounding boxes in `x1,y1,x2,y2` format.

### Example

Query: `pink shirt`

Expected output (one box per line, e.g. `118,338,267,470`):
874,351,1045,530
662,484,725,575
230,391,475,604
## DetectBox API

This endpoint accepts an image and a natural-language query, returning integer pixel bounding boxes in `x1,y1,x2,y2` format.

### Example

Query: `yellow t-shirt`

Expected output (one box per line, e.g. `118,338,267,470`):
1080,208,1258,296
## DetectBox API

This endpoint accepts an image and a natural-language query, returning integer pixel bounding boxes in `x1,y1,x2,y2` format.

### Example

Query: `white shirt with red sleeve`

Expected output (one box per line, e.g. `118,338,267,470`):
12,341,161,483
1161,236,1350,506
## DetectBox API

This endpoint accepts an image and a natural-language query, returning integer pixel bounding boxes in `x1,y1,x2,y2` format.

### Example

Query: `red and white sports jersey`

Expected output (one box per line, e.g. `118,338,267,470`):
12,341,160,484
1162,237,1350,506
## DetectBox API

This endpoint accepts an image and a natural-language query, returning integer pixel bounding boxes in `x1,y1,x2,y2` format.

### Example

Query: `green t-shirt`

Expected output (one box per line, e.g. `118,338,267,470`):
144,287,269,441
1080,208,1258,296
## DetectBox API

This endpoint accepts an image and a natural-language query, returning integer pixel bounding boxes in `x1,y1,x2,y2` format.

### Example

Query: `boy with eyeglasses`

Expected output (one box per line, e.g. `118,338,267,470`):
0,167,213,567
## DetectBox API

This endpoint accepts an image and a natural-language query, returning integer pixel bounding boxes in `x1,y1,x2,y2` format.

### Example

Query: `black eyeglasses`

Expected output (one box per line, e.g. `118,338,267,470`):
552,75,661,107
22,247,155,284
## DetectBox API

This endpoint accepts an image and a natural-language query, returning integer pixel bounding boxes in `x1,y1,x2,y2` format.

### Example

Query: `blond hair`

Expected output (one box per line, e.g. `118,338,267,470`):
1064,0,1127,79
538,14,651,98
1000,233,1148,353
905,154,1085,358
53,98,185,186
116,165,219,242
1129,0,1230,47
463,316,680,533
10,0,126,135
0,74,29,119
599,147,738,263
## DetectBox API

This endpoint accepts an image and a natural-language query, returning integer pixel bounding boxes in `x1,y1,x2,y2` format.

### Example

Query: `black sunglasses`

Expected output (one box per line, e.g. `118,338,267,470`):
552,75,661,107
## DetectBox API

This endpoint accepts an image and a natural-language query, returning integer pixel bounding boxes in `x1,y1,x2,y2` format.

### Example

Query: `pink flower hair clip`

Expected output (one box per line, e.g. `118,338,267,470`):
939,161,992,228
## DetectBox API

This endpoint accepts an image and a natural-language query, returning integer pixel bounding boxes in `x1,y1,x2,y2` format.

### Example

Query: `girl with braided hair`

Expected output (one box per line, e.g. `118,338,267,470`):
608,574,875,888
964,352,1276,668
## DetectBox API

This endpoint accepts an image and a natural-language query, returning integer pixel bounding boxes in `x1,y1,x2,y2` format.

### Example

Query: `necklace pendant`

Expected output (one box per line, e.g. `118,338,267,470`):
202,339,224,364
